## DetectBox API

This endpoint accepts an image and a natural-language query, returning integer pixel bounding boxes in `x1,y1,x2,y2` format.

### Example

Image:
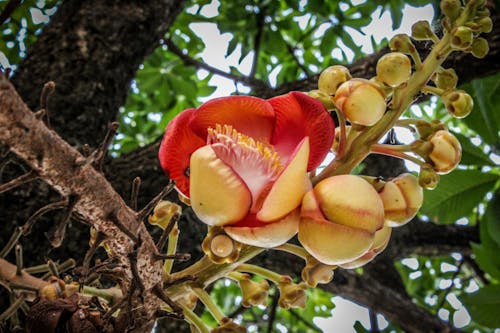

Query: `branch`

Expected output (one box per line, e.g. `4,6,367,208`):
0,75,163,332
163,38,272,94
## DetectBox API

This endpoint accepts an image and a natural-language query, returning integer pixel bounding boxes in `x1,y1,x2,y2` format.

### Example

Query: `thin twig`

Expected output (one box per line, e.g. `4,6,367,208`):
163,275,197,288
95,122,119,172
152,283,183,317
46,194,79,248
21,199,67,235
136,181,175,221
39,81,55,127
156,212,180,252
107,209,138,243
128,237,145,296
0,227,22,258
0,170,38,194
249,9,265,78
266,289,279,333
0,0,22,26
0,294,26,322
163,38,270,92
289,309,322,332
130,177,141,211
369,309,380,333
81,231,107,278
15,244,22,276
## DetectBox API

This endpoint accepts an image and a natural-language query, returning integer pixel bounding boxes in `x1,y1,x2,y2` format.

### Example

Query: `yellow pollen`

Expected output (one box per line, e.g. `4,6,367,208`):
207,124,282,176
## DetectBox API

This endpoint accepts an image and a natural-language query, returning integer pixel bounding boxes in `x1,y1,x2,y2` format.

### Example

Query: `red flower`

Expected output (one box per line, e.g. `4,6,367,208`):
159,92,334,247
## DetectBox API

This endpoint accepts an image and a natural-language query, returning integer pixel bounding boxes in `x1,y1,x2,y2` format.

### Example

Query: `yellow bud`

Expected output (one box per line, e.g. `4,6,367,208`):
278,281,308,309
442,90,473,118
202,227,241,264
379,173,423,227
429,130,462,174
334,78,386,126
389,34,416,54
299,175,385,265
451,26,474,50
477,17,492,33
148,200,182,230
471,37,489,59
411,21,436,40
239,278,270,307
307,89,335,110
419,164,440,189
376,52,412,87
440,0,462,21
434,68,458,90
318,65,352,95
301,256,335,287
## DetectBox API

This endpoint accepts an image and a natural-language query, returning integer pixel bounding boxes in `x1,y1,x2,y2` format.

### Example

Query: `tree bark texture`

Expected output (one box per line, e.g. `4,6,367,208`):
2,2,498,333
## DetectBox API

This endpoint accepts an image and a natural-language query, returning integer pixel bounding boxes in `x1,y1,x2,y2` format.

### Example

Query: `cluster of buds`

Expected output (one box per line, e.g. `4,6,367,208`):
298,173,423,267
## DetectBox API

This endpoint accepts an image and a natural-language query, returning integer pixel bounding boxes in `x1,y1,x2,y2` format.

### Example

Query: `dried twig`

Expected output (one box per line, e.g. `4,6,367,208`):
0,170,38,194
39,81,55,127
95,122,119,171
156,212,180,252
21,199,67,235
136,181,175,221
46,194,79,248
130,177,141,211
152,283,183,318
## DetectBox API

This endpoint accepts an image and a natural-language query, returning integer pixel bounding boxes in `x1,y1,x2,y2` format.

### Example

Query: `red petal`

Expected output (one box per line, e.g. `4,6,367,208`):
159,109,205,197
269,92,335,170
190,96,275,143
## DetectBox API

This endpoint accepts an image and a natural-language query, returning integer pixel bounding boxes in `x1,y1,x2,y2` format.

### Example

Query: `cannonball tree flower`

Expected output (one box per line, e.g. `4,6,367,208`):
159,92,334,248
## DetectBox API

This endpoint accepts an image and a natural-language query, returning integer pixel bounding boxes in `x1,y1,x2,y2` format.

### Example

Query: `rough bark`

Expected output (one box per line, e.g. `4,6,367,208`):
0,76,164,332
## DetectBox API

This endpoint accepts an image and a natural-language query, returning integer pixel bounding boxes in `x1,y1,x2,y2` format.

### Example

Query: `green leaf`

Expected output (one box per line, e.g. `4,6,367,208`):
421,170,499,224
460,285,500,329
461,73,500,150
455,133,495,166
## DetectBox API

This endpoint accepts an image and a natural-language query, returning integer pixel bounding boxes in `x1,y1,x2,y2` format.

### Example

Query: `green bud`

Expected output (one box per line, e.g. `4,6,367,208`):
307,89,335,110
389,34,416,54
376,52,412,87
442,90,474,118
476,17,493,33
411,21,436,40
434,68,458,90
318,65,351,95
440,0,461,21
471,37,489,58
476,8,490,18
419,164,440,190
451,26,474,50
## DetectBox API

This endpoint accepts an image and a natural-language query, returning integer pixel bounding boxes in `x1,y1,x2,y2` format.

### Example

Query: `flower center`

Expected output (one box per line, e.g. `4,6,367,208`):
207,124,282,212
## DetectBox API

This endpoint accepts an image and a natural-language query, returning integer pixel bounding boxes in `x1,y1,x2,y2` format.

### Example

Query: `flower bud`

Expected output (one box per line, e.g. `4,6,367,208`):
239,277,270,307
339,227,392,269
471,37,489,59
434,68,458,90
389,34,416,54
411,21,436,40
428,130,461,174
278,281,308,309
202,227,241,264
40,277,66,301
451,26,474,50
148,200,182,229
299,175,385,265
376,52,412,87
415,120,446,141
318,65,352,96
301,256,335,287
442,90,473,118
419,164,440,189
440,0,461,21
334,78,386,126
307,89,335,110
378,173,423,227
477,17,492,33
